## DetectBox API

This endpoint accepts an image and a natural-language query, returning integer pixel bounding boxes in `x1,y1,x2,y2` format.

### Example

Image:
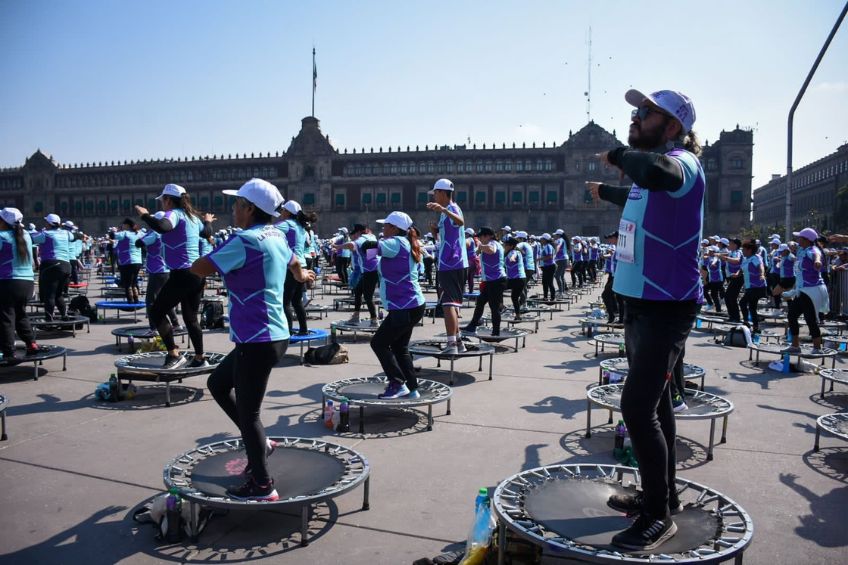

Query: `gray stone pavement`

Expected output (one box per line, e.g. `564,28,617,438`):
0,277,846,565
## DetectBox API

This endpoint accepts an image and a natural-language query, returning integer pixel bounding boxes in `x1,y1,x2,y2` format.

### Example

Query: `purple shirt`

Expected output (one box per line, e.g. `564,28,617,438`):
437,202,468,271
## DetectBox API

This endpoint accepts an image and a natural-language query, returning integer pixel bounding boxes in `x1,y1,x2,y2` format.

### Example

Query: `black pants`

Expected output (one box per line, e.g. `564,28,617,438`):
207,340,287,484
469,278,505,333
724,276,744,322
0,279,35,356
370,305,425,388
284,275,308,333
541,265,556,300
601,275,625,321
788,291,822,339
146,272,179,330
739,286,767,332
522,270,535,305
353,270,379,318
554,260,568,293
621,298,697,519
39,260,71,320
767,272,781,308
70,260,79,284
423,257,434,285
336,256,350,285
507,278,526,313
150,268,205,354
587,260,597,282
705,281,723,312
118,263,141,303
574,261,586,287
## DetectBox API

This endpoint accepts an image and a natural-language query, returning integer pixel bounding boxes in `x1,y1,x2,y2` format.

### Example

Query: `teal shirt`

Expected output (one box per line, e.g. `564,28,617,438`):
0,230,34,280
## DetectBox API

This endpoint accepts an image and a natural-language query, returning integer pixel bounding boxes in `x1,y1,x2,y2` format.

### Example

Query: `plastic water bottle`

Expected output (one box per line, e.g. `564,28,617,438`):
752,332,760,344
786,329,793,343
323,400,335,429
165,487,182,542
618,343,625,356
782,353,791,374
474,487,488,512
336,398,350,433
108,373,119,403
614,420,626,456
330,324,337,343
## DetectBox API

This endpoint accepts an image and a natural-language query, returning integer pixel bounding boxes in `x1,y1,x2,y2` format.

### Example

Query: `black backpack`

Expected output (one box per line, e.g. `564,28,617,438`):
722,326,749,348
304,342,348,365
69,295,98,323
200,301,225,329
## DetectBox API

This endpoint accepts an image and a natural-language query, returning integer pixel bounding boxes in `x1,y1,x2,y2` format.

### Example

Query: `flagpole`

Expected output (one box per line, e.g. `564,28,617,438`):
311,47,316,117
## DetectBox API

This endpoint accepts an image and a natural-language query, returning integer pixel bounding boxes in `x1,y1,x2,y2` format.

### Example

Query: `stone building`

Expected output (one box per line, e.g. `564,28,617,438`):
0,116,752,237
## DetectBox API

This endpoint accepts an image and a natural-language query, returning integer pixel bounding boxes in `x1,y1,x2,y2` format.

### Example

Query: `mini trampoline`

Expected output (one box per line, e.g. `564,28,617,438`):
461,327,528,352
114,351,226,406
321,376,452,433
492,463,753,564
0,344,67,381
586,384,733,460
814,413,848,452
408,339,495,386
68,282,88,290
421,300,439,324
528,297,571,312
111,325,188,352
462,291,480,307
817,368,848,399
694,314,730,331
29,315,90,337
330,319,380,341
0,394,7,440
592,333,625,357
305,304,330,320
756,309,787,324
95,300,146,322
331,296,382,312
598,358,706,390
503,304,556,321
481,313,541,333
747,343,837,370
288,328,330,364
580,318,623,338
163,437,370,544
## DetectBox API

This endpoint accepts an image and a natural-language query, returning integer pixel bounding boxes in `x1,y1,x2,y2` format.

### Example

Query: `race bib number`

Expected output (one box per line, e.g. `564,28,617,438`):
617,219,636,264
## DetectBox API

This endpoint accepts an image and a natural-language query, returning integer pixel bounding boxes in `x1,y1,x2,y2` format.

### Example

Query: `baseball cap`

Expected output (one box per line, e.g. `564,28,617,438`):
515,231,528,239
283,200,302,215
44,213,61,225
720,238,730,245
554,229,565,236
792,227,818,242
541,233,552,241
465,228,475,236
222,178,283,217
429,178,454,193
156,183,186,200
701,239,709,244
502,225,512,232
376,211,413,231
0,207,23,225
625,89,696,133
63,220,76,228
778,244,789,252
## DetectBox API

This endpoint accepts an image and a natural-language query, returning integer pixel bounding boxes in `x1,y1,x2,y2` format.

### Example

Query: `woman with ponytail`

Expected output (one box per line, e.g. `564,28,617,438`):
0,208,39,365
275,201,318,335
370,211,425,399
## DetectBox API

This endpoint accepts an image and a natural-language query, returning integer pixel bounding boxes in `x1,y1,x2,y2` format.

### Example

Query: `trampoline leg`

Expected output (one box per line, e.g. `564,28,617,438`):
814,427,821,452
446,398,451,416
607,409,613,425
359,406,365,435
63,353,67,371
707,418,716,461
33,362,38,381
488,353,493,381
585,399,592,438
362,476,370,510
449,360,455,386
427,404,433,431
1,412,6,441
721,415,728,444
497,520,506,565
300,342,304,365
478,355,482,372
165,383,172,407
300,505,310,546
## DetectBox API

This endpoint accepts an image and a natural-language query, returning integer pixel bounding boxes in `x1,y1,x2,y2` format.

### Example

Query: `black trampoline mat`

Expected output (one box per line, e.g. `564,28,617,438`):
190,447,346,500
9,343,65,361
472,328,526,339
409,341,494,356
523,481,720,554
112,326,187,338
29,315,89,326
592,389,727,417
336,382,440,402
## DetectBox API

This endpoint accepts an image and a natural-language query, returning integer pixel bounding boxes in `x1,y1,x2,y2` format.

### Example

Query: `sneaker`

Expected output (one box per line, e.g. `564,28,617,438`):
441,344,459,355
607,491,683,516
406,389,421,399
672,394,688,413
26,343,41,356
378,381,410,399
187,357,209,368
345,316,360,325
456,341,467,353
810,347,824,355
491,329,501,337
226,477,280,501
461,324,478,334
162,354,187,370
370,318,379,327
172,325,185,333
245,438,277,476
781,345,802,354
0,354,22,367
302,297,312,308
297,329,310,336
611,513,677,551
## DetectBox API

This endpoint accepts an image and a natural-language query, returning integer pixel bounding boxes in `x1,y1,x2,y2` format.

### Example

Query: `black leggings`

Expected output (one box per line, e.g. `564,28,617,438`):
724,276,743,322
554,260,568,293
507,278,526,313
621,298,697,519
145,272,179,330
353,271,379,318
118,263,141,303
705,281,723,312
601,275,625,321
788,291,822,339
370,305,425,388
541,265,556,300
207,340,287,484
469,278,505,332
739,286,767,332
284,275,308,333
39,260,71,320
336,256,350,285
0,279,35,356
150,268,205,354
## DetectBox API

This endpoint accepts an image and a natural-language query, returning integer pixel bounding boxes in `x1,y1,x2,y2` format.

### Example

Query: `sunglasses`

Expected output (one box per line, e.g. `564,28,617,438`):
631,106,671,121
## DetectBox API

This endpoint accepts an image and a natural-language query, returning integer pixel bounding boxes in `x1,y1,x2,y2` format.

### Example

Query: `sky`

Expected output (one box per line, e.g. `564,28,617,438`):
1,0,846,191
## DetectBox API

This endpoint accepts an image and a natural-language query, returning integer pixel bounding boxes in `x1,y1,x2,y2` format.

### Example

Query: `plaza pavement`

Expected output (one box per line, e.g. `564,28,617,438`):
0,275,845,565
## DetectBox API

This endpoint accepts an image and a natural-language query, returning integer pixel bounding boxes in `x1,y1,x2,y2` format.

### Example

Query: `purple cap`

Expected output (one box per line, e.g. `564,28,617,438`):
625,89,696,133
792,227,818,242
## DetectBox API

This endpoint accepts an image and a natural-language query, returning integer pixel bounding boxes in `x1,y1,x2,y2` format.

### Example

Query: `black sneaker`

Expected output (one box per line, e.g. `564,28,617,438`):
607,490,683,516
226,477,279,501
244,438,277,476
162,354,187,370
611,513,677,551
0,355,22,367
186,357,208,368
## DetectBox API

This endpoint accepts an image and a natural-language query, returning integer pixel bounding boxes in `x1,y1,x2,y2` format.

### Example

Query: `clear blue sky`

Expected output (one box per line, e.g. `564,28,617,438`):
1,0,846,190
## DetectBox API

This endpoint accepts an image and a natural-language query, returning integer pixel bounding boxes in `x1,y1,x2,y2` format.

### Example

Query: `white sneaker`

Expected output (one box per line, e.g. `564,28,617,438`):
456,340,467,353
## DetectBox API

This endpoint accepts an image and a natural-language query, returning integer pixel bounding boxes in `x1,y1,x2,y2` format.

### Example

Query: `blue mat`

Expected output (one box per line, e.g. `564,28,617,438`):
288,328,330,343
95,301,146,309
463,292,480,299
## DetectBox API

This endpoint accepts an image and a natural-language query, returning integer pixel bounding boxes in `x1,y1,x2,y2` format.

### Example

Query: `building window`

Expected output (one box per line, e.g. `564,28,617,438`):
588,161,597,172
574,160,581,171
391,192,401,204
456,191,467,203
303,192,315,205
400,163,408,174
335,193,346,207
485,161,493,173
427,162,434,174
545,160,553,171
730,158,744,169
390,163,398,174
525,160,532,172
446,161,454,173
417,192,429,204
362,193,373,205
536,160,544,171
731,190,743,204
476,161,484,173
376,192,386,204
547,190,558,203
512,192,523,203
504,160,513,173
529,191,539,203
496,161,503,172
516,161,524,173
475,191,486,203
465,160,472,173
495,191,506,204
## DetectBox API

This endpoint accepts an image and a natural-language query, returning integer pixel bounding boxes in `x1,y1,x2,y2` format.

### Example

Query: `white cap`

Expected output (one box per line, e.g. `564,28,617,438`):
541,233,552,240
770,233,780,239
222,178,283,217
339,227,349,234
625,88,696,133
708,245,719,252
44,213,61,225
62,220,75,228
376,211,414,231
554,229,565,236
778,244,789,252
502,225,512,232
156,183,186,200
701,239,709,244
465,228,475,236
515,231,528,239
283,200,302,215
429,178,454,193
720,238,730,245
0,207,23,225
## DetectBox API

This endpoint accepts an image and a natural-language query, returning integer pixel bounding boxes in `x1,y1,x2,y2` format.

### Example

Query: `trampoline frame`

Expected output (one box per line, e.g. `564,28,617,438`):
492,463,753,564
598,358,706,391
29,315,90,338
0,395,6,440
330,320,380,341
288,328,330,364
502,305,556,321
814,412,848,452
747,343,837,370
1,344,68,381
409,340,495,386
817,368,848,399
586,384,733,461
114,351,226,406
481,314,541,333
321,376,452,433
461,327,528,352
163,437,370,545
111,325,187,352
580,318,624,338
592,333,625,357
95,301,146,322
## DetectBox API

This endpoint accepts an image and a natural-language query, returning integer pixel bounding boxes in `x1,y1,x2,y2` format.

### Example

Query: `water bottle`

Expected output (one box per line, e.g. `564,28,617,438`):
786,329,793,343
474,487,488,512
165,487,182,542
614,419,626,454
618,343,625,356
782,353,791,374
323,400,335,429
330,324,337,343
695,318,702,329
108,373,119,402
752,332,760,344
336,398,350,432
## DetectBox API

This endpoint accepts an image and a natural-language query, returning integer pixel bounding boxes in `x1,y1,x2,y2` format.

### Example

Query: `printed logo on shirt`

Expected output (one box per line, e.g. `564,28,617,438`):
627,186,644,200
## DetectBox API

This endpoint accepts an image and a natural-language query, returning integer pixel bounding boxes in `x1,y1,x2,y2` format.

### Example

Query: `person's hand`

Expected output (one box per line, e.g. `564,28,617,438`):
585,181,602,203
134,205,149,216
426,202,445,214
203,213,216,223
429,221,438,233
303,269,316,283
